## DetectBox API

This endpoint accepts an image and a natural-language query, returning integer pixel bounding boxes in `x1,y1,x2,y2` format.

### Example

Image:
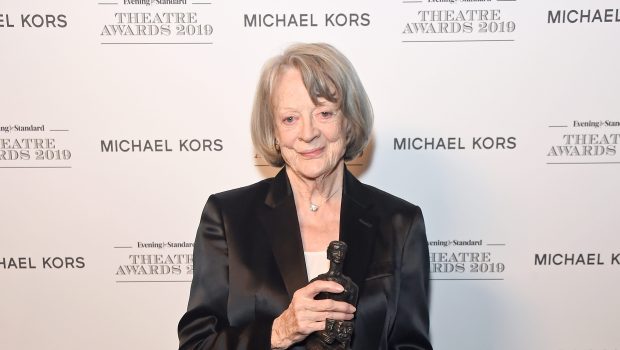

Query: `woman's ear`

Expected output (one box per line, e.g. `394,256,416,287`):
274,138,281,152
343,116,353,144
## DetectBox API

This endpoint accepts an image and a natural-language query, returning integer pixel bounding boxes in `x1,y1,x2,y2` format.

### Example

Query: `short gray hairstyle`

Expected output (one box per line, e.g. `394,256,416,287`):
251,43,373,167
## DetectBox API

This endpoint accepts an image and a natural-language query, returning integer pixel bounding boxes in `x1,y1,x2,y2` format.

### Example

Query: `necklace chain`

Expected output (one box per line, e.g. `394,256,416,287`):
309,187,341,212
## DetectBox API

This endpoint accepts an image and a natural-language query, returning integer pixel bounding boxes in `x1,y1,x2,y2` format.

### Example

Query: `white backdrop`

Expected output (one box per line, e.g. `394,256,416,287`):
2,1,619,349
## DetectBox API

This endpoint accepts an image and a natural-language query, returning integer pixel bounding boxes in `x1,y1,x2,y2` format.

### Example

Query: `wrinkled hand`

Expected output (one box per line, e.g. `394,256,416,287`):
270,280,356,349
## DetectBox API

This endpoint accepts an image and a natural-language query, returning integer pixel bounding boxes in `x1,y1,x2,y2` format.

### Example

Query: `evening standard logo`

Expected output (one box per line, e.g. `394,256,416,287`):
546,120,620,161
114,241,194,282
428,239,506,279
0,14,67,29
0,124,72,163
1,124,45,133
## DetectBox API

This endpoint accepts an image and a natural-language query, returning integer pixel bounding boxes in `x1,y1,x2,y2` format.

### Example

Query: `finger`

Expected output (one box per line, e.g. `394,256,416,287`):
293,318,326,336
300,319,325,335
320,311,355,321
300,280,345,297
296,309,355,324
307,299,356,313
295,304,354,324
305,320,327,333
300,309,354,322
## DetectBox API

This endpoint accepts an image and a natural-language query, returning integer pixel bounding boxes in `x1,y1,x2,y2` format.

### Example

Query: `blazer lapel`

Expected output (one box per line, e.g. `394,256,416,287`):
258,168,308,298
339,168,377,296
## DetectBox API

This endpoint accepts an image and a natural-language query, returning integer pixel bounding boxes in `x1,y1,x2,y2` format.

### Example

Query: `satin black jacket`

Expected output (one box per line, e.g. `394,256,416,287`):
178,168,432,350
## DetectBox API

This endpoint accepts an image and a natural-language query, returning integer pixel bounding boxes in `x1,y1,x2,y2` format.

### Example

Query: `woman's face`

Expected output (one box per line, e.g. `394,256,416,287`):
273,68,347,180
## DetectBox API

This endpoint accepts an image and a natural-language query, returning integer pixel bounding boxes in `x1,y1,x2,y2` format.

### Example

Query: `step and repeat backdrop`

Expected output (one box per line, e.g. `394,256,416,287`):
1,0,619,349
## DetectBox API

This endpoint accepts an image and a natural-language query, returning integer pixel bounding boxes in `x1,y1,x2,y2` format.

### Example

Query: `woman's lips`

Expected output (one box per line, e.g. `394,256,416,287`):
299,147,324,158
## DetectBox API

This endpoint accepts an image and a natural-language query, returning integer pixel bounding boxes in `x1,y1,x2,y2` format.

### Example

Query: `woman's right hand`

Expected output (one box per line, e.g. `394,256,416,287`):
270,280,356,349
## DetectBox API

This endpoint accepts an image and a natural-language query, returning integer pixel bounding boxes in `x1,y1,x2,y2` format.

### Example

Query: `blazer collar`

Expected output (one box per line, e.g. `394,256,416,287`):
258,168,307,297
339,167,376,296
259,166,377,299
263,167,293,208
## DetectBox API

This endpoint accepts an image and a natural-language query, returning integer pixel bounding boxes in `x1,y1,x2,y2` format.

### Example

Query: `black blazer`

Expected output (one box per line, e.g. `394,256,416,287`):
178,168,432,350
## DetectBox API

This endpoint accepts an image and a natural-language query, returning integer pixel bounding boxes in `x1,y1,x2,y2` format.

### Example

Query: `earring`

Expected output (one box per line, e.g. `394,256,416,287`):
274,140,280,152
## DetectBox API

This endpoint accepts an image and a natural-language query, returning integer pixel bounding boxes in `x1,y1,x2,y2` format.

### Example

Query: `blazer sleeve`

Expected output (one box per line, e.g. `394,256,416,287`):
388,206,433,350
178,195,273,350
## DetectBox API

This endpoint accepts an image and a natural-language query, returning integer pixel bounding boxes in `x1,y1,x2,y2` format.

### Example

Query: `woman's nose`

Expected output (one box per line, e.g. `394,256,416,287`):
299,115,319,142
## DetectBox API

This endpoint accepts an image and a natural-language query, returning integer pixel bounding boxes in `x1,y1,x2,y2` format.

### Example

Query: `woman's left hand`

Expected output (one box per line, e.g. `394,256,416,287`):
270,280,356,349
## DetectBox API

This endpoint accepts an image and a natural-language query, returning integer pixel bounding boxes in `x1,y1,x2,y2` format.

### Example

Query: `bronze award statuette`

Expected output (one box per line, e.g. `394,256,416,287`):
306,241,358,350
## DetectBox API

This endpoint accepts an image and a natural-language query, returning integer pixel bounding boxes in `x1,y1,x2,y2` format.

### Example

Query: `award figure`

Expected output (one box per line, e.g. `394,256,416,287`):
306,241,358,350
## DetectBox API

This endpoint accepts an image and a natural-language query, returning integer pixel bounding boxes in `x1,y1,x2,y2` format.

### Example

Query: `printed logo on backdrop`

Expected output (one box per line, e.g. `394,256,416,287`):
1,256,85,270
393,135,517,151
98,1,215,45
428,239,506,281
547,8,620,24
114,241,194,282
0,124,72,169
0,13,67,29
243,12,371,28
400,0,518,43
546,119,620,165
100,138,223,153
533,252,620,268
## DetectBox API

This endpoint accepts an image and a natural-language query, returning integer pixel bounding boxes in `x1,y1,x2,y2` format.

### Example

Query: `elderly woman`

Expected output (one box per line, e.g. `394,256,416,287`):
178,43,432,350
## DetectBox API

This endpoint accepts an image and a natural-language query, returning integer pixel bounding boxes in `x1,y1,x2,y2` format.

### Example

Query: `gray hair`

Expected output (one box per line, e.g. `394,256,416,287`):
251,43,373,167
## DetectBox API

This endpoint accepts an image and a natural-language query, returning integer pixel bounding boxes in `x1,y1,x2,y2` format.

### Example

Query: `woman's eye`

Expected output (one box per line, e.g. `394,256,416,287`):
283,116,295,124
318,111,334,118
